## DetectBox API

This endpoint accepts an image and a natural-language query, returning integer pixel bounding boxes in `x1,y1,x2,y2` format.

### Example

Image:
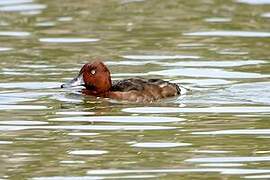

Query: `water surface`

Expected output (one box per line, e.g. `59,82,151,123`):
0,0,270,179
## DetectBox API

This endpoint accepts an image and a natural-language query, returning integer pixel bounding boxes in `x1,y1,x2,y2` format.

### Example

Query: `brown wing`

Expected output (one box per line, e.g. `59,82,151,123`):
111,78,146,92
110,78,181,102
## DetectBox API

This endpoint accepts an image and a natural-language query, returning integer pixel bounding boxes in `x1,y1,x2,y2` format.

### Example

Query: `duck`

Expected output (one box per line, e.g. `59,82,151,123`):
61,59,182,103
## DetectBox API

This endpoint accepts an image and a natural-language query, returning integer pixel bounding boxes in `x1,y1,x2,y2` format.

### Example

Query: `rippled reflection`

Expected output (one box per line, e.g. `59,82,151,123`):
186,156,270,163
237,0,270,5
122,55,200,60
39,38,100,43
0,0,33,5
87,168,270,175
0,4,46,12
184,31,270,37
130,142,191,148
123,106,270,114
0,0,269,179
50,116,185,123
69,150,108,155
0,47,13,51
0,31,30,36
0,125,178,131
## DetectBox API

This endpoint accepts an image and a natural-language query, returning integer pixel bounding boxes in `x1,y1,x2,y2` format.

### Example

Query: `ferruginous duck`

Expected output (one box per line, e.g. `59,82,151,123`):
61,60,182,103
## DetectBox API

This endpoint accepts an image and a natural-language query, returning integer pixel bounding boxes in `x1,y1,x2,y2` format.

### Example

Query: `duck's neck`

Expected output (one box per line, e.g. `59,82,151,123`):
82,89,112,97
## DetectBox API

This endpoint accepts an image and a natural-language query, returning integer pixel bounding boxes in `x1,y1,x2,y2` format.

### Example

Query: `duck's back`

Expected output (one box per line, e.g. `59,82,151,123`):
110,78,181,102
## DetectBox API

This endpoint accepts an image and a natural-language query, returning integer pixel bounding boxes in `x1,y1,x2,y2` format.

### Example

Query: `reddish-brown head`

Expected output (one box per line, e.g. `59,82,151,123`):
81,60,112,94
61,60,112,94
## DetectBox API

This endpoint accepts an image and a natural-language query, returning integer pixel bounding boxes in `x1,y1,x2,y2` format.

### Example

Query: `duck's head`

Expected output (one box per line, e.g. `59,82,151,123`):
61,60,112,94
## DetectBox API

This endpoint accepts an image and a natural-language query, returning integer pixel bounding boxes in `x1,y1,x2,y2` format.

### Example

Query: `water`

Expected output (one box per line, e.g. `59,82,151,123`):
0,0,270,179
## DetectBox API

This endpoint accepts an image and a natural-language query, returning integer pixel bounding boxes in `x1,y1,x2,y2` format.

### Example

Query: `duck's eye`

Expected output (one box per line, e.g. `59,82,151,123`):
90,69,96,75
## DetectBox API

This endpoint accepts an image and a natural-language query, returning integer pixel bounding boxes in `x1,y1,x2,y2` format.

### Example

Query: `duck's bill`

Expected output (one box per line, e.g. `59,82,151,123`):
61,74,84,88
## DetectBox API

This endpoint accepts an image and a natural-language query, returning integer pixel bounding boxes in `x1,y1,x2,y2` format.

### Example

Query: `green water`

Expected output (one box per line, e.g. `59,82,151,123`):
0,0,270,179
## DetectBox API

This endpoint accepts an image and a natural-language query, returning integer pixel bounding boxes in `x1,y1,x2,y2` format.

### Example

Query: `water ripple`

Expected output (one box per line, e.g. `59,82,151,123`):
179,79,233,86
186,156,270,163
0,141,13,144
204,17,231,23
184,31,270,37
148,68,268,79
69,150,108,156
35,22,56,27
0,4,46,12
33,176,103,180
57,17,73,22
107,60,155,66
50,116,185,123
237,0,270,5
68,132,99,136
159,60,266,67
39,38,100,43
0,120,48,125
261,12,270,18
0,47,13,51
0,82,60,89
122,106,270,114
108,60,265,67
0,0,33,5
198,163,244,167
191,150,231,154
192,129,270,135
122,55,200,60
87,168,270,175
60,160,85,164
245,174,270,179
130,142,191,148
0,105,48,110
0,31,30,37
226,82,270,105
56,111,94,115
0,96,35,104
0,125,178,131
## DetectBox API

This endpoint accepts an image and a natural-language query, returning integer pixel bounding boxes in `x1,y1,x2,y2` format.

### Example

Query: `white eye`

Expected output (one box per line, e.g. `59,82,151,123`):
90,69,96,75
